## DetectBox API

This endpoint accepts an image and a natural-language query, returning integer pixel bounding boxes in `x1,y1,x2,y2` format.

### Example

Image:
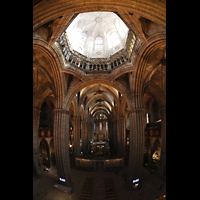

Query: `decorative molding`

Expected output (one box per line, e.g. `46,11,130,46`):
58,29,135,72
33,107,41,114
128,107,144,113
33,107,40,110
159,106,166,112
54,108,69,114
119,116,125,119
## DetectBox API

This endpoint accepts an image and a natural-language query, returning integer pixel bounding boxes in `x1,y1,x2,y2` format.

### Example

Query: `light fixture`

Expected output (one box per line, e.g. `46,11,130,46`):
59,178,66,182
132,178,139,183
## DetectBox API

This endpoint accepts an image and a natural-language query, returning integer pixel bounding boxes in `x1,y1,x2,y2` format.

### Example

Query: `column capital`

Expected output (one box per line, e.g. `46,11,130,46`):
33,106,40,111
128,107,144,113
54,108,69,114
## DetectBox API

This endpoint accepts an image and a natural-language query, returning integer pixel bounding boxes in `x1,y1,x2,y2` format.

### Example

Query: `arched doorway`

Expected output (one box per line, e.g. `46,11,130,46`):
39,138,50,168
151,139,161,170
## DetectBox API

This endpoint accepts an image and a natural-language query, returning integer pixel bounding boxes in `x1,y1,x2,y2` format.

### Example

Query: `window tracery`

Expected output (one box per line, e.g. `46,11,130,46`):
94,37,103,51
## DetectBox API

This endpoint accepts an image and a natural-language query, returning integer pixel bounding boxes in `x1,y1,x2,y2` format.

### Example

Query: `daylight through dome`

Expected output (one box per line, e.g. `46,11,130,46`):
65,12,129,59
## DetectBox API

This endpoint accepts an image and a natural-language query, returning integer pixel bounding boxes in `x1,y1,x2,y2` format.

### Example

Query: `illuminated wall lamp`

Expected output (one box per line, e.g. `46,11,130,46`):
59,178,66,182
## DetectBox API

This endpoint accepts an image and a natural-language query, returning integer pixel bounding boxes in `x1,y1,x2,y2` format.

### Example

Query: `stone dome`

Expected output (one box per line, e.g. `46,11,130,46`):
65,12,130,59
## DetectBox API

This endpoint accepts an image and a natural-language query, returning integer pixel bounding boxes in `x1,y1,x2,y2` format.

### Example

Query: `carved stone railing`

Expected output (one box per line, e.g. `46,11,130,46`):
75,157,124,170
59,30,136,72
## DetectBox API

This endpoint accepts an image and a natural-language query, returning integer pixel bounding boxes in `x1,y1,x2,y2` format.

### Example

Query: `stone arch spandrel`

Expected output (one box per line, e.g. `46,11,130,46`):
33,39,65,109
132,34,166,108
33,0,166,32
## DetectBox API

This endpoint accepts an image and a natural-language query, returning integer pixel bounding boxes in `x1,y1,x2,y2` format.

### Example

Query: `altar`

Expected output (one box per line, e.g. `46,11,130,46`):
91,141,110,155
75,156,124,171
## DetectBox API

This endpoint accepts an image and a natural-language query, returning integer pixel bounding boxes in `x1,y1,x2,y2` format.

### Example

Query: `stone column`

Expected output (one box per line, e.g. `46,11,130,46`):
107,62,111,70
103,120,106,140
74,117,81,155
54,108,73,187
91,118,94,140
86,63,90,71
87,117,93,142
158,106,166,176
106,121,109,140
128,108,145,187
33,107,43,175
116,118,120,153
96,121,99,140
109,118,115,153
81,120,87,153
119,116,126,156
113,119,118,153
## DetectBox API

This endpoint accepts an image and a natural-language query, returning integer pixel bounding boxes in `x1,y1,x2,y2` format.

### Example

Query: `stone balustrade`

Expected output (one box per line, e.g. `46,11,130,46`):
75,157,124,171
59,30,136,72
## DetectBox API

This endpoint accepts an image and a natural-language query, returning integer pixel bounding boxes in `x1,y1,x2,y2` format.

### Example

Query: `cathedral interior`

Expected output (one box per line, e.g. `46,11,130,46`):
33,0,166,199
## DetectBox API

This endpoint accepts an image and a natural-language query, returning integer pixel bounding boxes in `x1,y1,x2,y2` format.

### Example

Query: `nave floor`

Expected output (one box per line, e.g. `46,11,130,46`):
33,165,166,200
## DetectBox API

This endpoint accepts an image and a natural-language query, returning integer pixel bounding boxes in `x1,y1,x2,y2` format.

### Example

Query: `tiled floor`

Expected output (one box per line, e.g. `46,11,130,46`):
33,165,166,200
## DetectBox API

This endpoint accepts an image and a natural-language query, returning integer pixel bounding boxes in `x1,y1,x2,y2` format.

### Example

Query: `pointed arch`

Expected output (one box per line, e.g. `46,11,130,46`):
133,33,166,108
33,38,65,109
143,81,165,108
64,79,132,111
